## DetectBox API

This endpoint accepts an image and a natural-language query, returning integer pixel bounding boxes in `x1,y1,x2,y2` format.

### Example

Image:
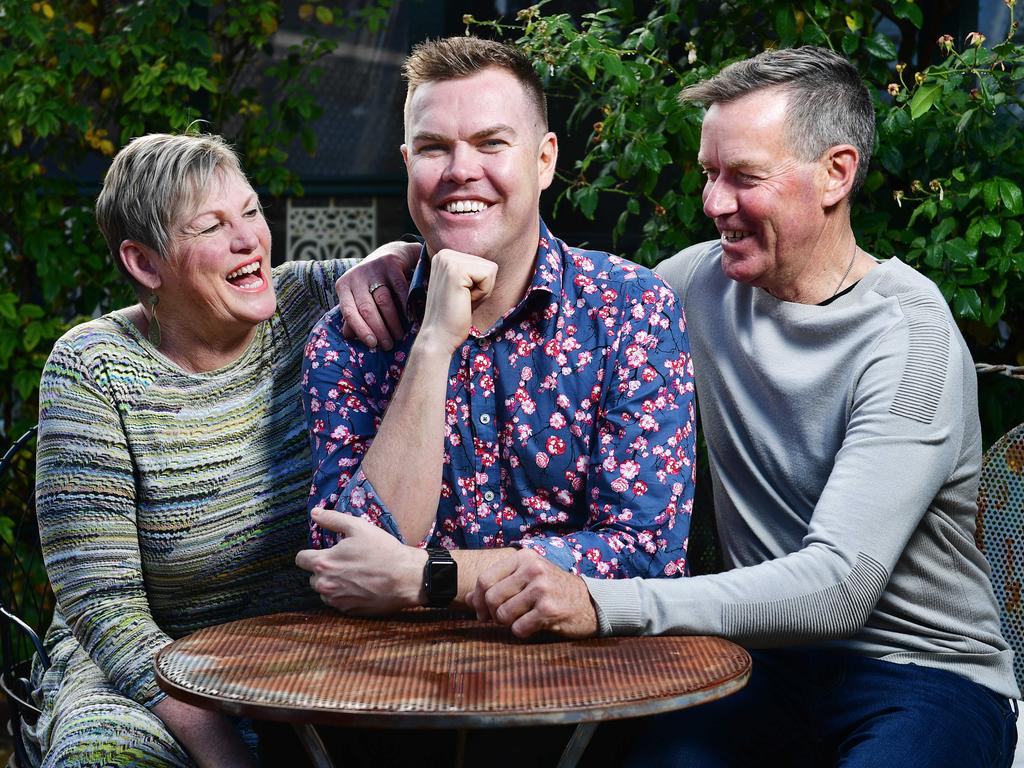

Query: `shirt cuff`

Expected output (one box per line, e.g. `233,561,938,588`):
584,576,644,636
317,468,404,546
517,536,578,573
144,688,168,710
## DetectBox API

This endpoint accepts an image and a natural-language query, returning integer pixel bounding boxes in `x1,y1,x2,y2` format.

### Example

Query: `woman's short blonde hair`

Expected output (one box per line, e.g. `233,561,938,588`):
96,133,247,272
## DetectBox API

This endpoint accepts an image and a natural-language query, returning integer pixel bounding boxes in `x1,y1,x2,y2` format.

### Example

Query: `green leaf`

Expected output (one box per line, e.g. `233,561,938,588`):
601,52,625,78
864,33,898,60
19,304,44,320
998,179,1023,214
1003,220,1023,251
952,287,981,320
981,216,1002,238
23,321,41,351
841,33,859,55
921,246,942,274
0,516,13,547
14,368,40,401
774,8,797,45
983,180,1001,211
577,186,599,219
0,334,16,367
943,238,977,265
892,0,924,28
909,83,942,119
981,294,1006,327
0,293,16,323
966,219,985,246
908,199,937,226
930,217,955,243
955,267,990,286
581,55,597,82
956,108,975,134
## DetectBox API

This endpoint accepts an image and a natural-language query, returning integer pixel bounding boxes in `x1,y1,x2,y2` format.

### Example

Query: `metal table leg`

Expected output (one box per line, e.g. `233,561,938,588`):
292,722,336,768
454,728,467,768
556,722,598,768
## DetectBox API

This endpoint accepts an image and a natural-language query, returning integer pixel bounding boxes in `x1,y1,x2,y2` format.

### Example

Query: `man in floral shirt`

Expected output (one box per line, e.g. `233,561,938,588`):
295,36,695,614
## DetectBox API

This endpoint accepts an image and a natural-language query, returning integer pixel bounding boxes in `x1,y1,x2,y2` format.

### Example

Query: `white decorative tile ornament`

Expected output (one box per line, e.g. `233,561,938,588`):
286,199,376,261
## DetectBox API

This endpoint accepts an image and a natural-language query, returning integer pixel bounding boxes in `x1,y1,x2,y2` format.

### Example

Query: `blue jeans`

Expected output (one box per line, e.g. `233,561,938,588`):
625,649,1017,768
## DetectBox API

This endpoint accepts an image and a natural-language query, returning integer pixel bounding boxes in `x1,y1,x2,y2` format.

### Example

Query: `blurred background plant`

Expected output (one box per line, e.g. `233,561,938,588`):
0,4,395,663
469,0,1024,439
0,0,393,444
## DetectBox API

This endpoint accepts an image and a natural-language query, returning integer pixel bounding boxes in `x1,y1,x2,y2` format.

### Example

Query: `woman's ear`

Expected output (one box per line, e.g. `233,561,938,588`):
119,240,163,292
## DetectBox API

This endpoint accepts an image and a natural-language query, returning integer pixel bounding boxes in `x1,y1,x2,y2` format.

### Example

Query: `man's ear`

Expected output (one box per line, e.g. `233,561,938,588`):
821,144,859,208
400,143,410,170
537,131,558,192
119,240,163,292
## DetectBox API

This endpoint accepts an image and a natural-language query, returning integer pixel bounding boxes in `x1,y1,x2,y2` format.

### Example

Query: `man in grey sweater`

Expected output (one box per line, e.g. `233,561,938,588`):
468,46,1020,766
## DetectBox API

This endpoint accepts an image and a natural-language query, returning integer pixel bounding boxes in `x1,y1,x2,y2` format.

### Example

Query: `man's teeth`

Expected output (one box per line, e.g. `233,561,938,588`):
722,230,749,243
227,262,260,280
444,200,489,214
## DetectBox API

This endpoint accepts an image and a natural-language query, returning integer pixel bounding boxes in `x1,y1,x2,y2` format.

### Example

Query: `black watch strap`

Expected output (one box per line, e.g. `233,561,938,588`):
424,547,457,608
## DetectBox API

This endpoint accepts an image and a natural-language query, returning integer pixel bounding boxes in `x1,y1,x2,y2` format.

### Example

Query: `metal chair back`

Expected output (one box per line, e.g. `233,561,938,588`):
0,425,52,767
977,422,1024,693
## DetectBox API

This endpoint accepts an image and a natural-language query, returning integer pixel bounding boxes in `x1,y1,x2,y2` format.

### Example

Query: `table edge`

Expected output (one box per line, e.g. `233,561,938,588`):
155,659,751,729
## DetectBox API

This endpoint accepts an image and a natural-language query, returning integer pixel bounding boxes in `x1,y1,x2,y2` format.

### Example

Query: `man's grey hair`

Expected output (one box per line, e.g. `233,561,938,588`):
96,133,247,279
680,46,875,196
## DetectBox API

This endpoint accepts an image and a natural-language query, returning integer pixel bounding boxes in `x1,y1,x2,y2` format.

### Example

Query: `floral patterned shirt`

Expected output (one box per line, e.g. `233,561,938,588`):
302,221,696,578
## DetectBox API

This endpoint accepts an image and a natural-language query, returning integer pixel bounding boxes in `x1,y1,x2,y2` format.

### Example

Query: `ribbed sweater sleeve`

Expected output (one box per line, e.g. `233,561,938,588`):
36,339,172,707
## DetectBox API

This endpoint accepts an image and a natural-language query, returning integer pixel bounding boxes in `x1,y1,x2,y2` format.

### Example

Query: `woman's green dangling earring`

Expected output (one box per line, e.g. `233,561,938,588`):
148,292,161,347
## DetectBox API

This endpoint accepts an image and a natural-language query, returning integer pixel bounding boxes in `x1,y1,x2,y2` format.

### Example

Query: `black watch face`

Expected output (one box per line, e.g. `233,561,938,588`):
428,558,458,606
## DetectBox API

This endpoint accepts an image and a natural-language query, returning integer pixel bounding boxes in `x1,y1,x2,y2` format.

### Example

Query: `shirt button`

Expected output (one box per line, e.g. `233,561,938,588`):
483,491,495,502
479,413,491,425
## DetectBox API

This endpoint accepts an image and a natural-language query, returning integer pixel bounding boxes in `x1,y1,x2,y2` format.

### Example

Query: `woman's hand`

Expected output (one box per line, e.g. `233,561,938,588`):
335,241,420,350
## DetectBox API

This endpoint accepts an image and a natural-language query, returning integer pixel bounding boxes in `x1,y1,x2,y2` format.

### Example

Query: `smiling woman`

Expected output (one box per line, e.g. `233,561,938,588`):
20,133,413,768
101,137,279,373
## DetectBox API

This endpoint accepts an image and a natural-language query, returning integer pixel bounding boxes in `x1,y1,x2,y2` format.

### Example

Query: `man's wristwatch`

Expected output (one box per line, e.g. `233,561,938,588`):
423,547,457,608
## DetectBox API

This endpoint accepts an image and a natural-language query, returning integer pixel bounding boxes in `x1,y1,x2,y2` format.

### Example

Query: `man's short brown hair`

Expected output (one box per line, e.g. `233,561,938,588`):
402,36,548,131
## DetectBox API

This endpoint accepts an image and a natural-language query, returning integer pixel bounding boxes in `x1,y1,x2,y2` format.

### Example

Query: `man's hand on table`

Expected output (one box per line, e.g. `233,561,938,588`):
295,508,426,615
468,549,600,640
335,240,419,350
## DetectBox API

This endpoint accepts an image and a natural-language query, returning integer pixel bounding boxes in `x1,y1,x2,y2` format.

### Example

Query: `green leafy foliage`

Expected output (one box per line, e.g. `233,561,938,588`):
468,0,1024,364
0,0,394,442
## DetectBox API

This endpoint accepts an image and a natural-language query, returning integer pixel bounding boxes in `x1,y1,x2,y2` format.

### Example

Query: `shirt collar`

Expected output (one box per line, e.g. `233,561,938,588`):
406,219,564,330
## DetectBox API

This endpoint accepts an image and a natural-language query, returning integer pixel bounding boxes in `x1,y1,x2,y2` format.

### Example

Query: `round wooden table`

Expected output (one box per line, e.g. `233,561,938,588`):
155,609,750,767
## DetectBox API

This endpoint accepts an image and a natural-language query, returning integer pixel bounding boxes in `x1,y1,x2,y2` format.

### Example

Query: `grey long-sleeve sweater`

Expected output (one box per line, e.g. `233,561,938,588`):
586,240,1019,699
